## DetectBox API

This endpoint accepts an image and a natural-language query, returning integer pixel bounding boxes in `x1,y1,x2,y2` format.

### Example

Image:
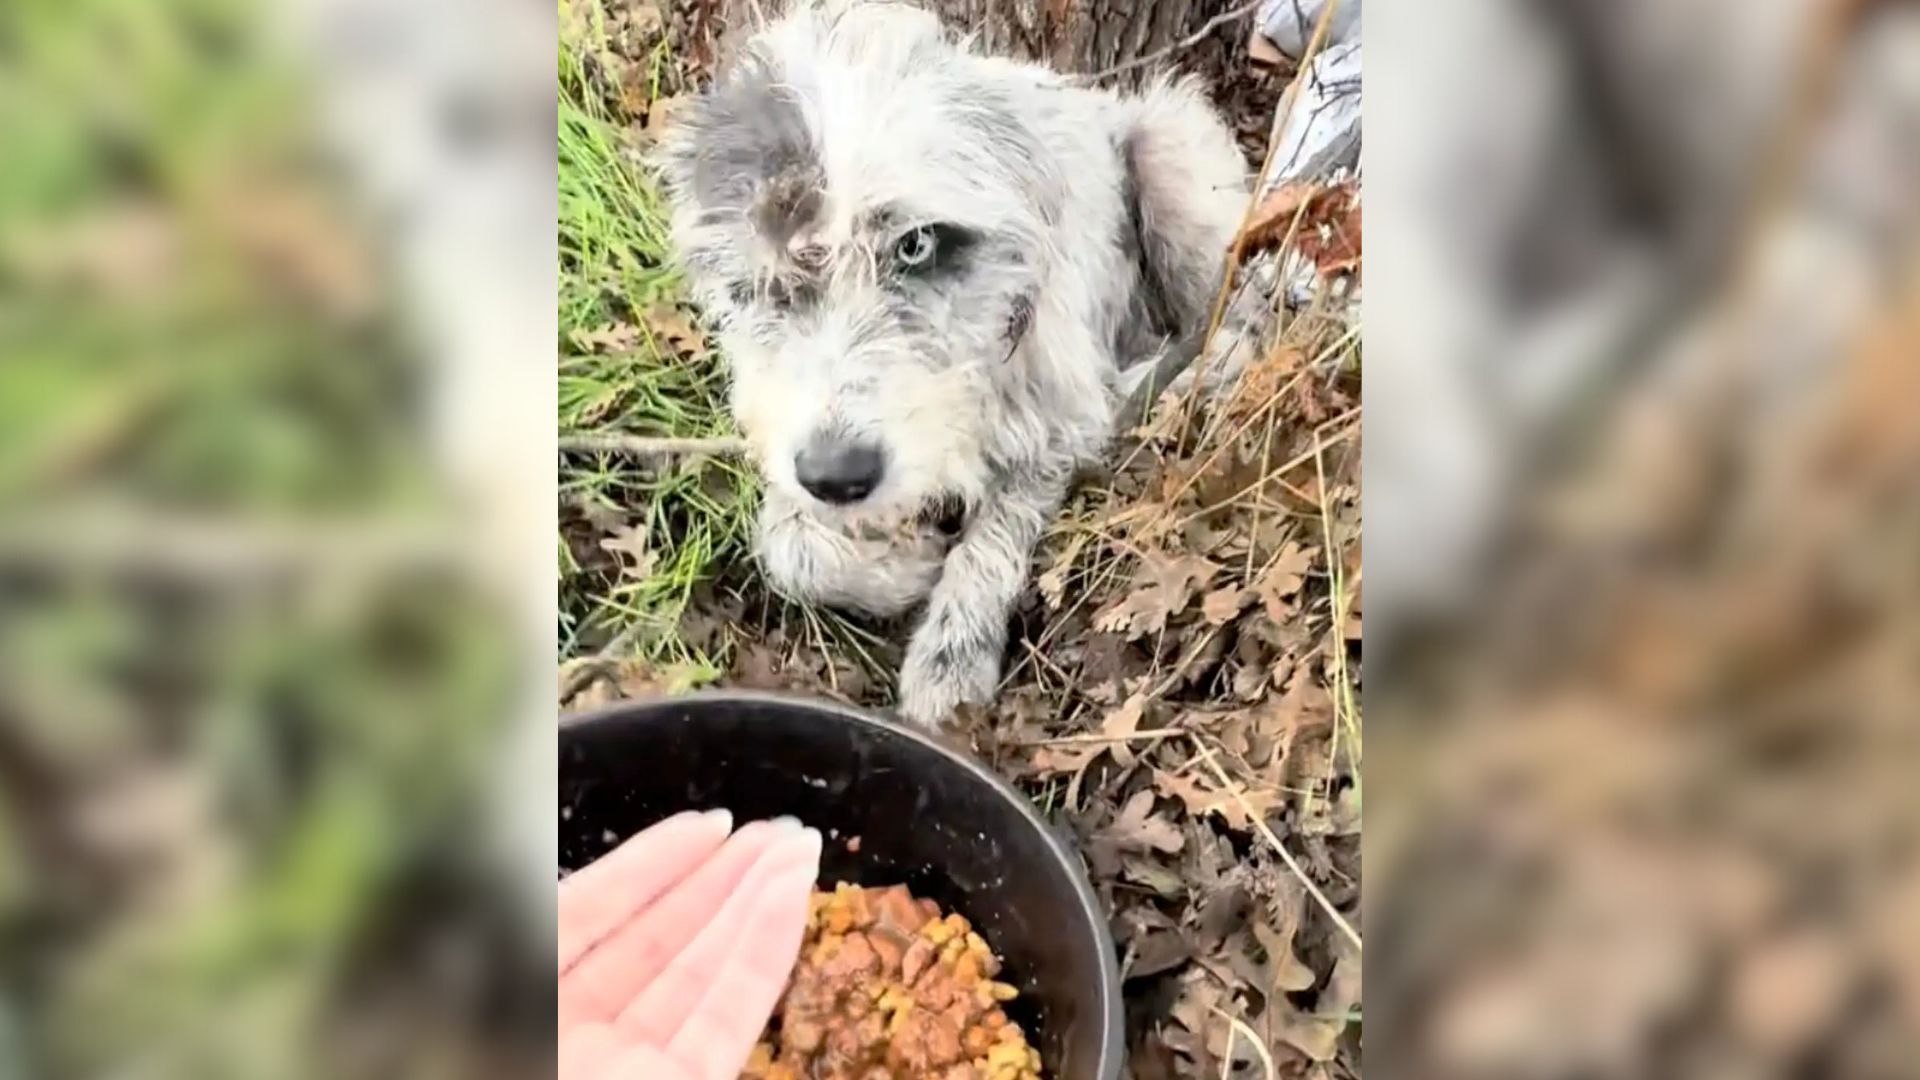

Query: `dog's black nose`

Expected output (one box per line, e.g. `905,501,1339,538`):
795,437,885,504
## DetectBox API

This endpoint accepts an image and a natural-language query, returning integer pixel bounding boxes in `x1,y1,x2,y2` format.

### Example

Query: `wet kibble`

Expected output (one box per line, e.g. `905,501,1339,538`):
739,884,1045,1080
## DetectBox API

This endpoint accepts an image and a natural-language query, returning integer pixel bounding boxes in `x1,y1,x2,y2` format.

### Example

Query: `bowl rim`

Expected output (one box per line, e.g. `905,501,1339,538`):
560,688,1127,1077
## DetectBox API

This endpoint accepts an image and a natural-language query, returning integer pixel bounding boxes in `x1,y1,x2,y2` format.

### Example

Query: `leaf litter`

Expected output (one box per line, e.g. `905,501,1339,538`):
557,3,1362,1076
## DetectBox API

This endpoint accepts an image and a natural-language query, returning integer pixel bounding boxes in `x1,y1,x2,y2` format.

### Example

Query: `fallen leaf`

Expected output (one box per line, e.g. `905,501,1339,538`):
615,60,651,121
1156,768,1282,834
1269,937,1361,1061
599,524,656,580
569,322,640,354
1128,926,1196,978
1254,542,1316,623
1030,743,1102,811
642,94,689,141
1328,781,1361,836
1121,854,1190,898
1191,885,1253,952
1246,899,1321,995
1101,790,1185,855
1167,973,1232,1077
1101,692,1149,767
1241,180,1362,280
1268,667,1338,779
1301,198,1362,279
643,303,708,357
1091,553,1221,640
1037,532,1089,610
732,641,785,690
1200,585,1251,626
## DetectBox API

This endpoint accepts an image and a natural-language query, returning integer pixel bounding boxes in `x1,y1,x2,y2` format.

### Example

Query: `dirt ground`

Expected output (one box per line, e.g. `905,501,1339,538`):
557,3,1362,1076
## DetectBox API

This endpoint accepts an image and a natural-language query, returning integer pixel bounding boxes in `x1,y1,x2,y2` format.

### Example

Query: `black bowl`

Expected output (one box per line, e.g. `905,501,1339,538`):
558,691,1124,1080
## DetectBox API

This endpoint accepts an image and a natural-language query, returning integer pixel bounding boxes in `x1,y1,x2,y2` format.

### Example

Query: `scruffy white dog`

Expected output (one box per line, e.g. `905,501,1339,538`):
662,0,1246,724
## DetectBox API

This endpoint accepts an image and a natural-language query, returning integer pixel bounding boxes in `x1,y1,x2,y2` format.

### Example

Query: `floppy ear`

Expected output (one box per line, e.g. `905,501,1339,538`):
1115,75,1249,356
657,47,808,213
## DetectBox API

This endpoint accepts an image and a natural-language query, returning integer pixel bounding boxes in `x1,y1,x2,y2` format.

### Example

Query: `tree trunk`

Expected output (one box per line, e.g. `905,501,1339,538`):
914,0,1217,81
705,0,1277,155
712,0,1237,77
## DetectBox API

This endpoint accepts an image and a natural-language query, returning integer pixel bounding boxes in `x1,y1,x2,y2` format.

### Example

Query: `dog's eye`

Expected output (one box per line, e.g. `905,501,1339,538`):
894,226,939,270
891,224,975,278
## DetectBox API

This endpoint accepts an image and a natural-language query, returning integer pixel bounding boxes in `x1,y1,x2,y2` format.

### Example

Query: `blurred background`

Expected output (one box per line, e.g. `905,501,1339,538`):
0,0,553,1076
1368,0,1920,1076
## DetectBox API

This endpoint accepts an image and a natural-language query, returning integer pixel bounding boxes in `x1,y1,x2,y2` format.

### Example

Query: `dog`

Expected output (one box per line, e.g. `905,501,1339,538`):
661,0,1247,724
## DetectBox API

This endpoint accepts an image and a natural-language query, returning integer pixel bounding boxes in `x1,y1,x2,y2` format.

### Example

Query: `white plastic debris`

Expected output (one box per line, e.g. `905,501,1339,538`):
1251,2,1362,314
1257,0,1361,59
1265,39,1360,187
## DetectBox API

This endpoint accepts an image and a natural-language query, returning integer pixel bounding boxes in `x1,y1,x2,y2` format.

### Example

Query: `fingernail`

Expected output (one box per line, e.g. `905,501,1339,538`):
703,808,734,833
769,815,803,832
796,826,823,858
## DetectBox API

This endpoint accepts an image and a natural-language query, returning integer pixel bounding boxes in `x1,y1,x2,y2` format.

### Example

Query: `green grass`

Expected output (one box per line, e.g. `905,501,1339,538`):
555,12,898,698
556,24,758,675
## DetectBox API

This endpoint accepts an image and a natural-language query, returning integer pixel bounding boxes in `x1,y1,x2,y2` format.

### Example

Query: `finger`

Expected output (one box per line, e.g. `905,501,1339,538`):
559,1023,618,1075
617,826,820,1051
562,1025,698,1080
559,810,733,973
662,857,819,1080
598,1043,698,1080
559,819,791,1026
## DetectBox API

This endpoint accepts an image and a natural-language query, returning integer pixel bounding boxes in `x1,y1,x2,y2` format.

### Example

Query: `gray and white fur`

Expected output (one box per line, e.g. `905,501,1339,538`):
660,0,1247,724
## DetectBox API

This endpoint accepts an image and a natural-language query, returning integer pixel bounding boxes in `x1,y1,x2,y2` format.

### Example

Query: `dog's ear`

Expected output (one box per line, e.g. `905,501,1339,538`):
1116,77,1249,349
658,46,813,214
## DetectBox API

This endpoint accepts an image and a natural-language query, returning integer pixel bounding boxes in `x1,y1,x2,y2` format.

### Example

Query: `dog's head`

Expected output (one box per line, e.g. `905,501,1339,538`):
660,1,1062,522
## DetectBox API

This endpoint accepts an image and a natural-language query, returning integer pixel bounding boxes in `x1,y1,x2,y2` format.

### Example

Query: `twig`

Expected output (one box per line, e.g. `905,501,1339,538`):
1087,0,1267,82
1245,393,1280,578
1313,423,1361,803
1014,729,1187,748
1192,735,1363,952
559,433,747,457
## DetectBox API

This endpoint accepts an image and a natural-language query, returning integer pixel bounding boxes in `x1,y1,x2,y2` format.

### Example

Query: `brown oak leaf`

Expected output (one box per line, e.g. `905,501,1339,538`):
1091,553,1221,639
1253,542,1316,623
1101,790,1185,855
1200,585,1251,626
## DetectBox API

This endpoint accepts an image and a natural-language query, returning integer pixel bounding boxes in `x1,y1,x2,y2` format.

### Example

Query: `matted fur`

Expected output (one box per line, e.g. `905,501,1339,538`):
660,0,1246,724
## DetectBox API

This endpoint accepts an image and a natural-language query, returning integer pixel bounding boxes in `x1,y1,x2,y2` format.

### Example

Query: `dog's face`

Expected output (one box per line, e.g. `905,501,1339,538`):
662,3,1060,523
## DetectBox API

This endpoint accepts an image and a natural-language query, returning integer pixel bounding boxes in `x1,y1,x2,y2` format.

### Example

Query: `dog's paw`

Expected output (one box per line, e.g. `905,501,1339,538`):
897,634,1001,727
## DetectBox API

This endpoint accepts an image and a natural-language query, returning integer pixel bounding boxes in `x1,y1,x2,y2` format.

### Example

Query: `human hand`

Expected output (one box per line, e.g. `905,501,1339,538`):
558,811,821,1079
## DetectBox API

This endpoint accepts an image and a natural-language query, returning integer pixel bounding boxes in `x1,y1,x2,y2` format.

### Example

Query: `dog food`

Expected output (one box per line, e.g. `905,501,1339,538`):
739,883,1045,1080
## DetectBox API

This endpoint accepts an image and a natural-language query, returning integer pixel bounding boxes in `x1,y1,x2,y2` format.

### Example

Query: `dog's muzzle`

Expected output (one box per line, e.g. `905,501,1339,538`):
916,491,969,538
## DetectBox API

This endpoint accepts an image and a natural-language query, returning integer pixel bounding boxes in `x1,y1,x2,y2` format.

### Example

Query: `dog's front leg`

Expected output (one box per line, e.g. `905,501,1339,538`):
897,466,1069,726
